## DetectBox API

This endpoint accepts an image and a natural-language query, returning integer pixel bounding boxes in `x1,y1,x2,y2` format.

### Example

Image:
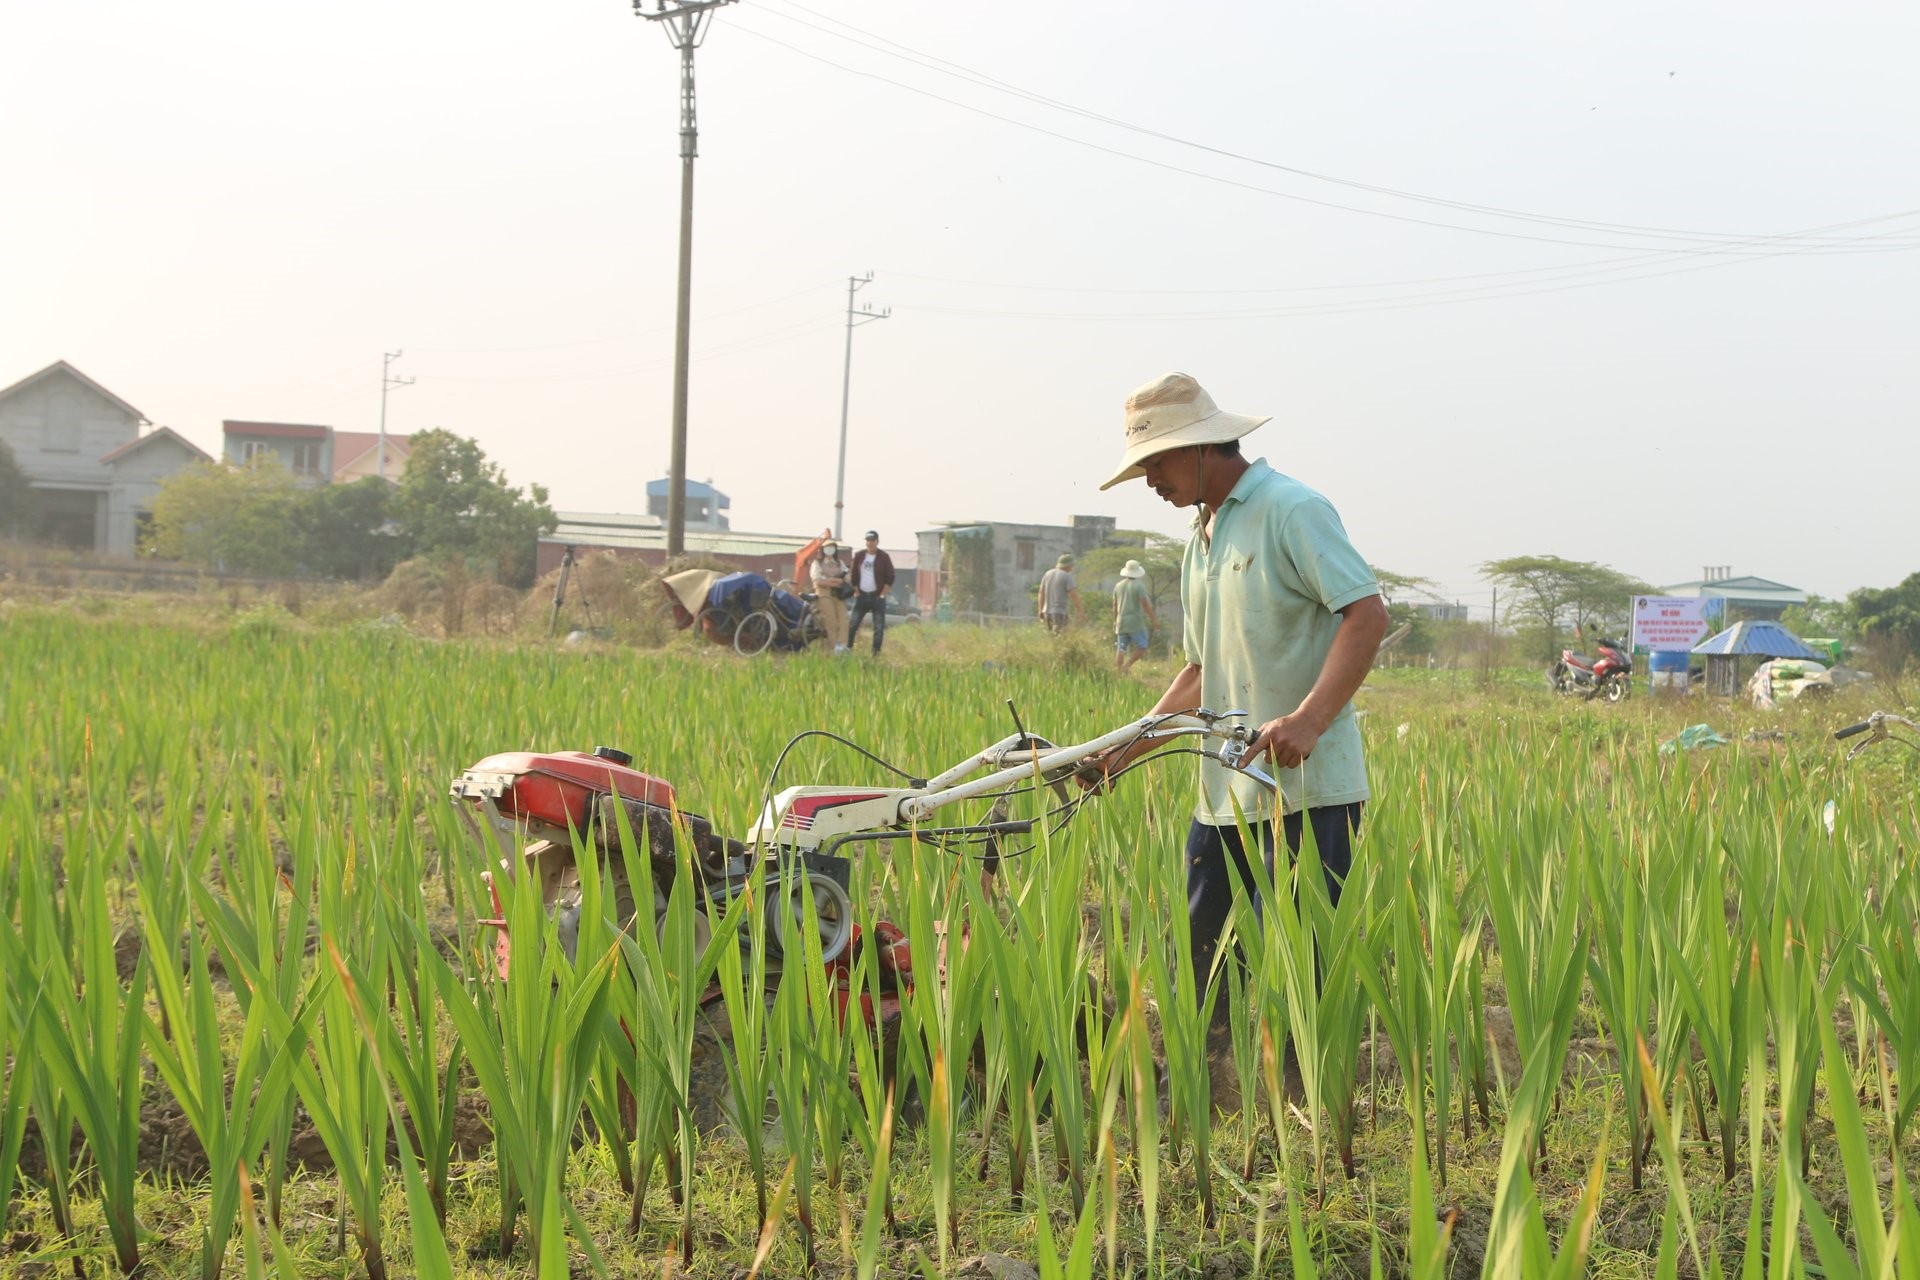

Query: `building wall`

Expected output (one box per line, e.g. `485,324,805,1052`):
0,370,140,491
223,435,333,487
0,369,151,551
103,439,206,555
645,493,728,530
334,443,408,483
916,521,1099,617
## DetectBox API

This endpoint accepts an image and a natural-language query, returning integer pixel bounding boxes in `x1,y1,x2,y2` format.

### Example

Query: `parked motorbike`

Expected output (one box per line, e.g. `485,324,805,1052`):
1547,636,1634,702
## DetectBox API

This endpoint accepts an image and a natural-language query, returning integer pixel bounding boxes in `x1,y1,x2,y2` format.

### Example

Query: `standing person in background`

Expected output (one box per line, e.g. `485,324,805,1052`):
848,530,894,656
1112,558,1157,674
1082,371,1389,1023
1038,554,1082,632
812,539,852,654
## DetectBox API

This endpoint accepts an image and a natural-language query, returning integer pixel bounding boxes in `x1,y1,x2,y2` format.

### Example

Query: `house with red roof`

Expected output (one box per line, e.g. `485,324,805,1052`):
0,360,212,554
329,430,413,483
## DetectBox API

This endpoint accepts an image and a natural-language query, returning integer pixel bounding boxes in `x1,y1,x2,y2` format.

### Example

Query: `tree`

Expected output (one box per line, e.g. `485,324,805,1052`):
0,439,36,538
148,458,305,575
939,524,996,614
1779,593,1850,640
1371,565,1440,653
1846,572,1920,676
292,477,407,581
389,429,556,588
1481,554,1653,658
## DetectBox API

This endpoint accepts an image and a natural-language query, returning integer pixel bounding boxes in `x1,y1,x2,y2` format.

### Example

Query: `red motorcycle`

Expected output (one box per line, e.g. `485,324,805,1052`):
1547,636,1634,703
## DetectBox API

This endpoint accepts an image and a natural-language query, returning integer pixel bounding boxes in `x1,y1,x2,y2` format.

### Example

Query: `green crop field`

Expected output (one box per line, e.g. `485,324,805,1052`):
1,602,1917,1279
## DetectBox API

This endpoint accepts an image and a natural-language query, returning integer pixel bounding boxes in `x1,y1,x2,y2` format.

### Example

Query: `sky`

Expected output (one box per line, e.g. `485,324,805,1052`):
5,0,1916,608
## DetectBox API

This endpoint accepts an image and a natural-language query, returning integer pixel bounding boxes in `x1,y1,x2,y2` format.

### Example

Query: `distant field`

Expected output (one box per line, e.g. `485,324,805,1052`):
1,604,1915,1278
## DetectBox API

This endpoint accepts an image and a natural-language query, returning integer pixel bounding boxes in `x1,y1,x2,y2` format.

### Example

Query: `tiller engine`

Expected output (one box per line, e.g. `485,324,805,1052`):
448,746,913,1026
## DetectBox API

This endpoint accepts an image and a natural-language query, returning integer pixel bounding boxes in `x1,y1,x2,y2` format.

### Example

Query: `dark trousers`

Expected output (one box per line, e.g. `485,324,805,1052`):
1185,804,1361,1010
847,592,887,654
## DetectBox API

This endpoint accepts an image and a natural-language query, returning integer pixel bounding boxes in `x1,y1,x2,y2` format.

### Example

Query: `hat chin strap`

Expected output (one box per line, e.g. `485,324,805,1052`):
1195,448,1212,542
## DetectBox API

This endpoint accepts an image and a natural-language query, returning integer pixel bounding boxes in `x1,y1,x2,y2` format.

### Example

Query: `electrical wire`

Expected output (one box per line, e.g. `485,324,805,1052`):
896,216,1920,322
738,9,1918,256
404,279,843,356
749,728,927,856
757,0,1919,250
407,318,842,385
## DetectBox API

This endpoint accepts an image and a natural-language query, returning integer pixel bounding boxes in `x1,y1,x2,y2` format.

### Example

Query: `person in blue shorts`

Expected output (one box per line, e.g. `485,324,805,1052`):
1112,558,1156,674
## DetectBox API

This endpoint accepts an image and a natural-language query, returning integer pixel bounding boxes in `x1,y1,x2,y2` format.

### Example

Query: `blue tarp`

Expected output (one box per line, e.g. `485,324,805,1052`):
1691,620,1821,660
708,572,810,650
768,588,807,651
707,572,771,618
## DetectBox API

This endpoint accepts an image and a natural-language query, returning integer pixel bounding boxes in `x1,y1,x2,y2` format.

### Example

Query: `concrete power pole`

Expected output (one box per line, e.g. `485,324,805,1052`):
832,273,889,542
378,350,413,480
636,0,736,557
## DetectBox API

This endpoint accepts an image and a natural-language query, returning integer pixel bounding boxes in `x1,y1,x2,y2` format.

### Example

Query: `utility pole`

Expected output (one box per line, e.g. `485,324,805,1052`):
832,273,889,542
379,350,413,480
636,0,736,557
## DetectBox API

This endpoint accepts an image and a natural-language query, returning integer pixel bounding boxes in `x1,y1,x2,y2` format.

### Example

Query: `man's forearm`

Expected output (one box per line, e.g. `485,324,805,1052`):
1149,662,1203,716
1295,595,1390,733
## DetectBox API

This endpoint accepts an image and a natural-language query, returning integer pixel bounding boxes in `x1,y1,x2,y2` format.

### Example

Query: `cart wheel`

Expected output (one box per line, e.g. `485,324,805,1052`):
734,610,776,656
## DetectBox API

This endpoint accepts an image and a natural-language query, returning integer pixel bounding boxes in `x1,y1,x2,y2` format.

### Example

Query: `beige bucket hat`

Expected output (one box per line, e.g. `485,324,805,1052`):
1119,559,1147,579
1099,372,1271,491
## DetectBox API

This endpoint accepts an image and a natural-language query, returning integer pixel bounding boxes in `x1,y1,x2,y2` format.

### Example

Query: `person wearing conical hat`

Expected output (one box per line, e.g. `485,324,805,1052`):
1083,372,1389,1013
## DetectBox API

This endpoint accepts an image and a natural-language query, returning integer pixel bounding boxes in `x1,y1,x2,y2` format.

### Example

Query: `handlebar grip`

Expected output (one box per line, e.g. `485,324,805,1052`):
1834,721,1873,741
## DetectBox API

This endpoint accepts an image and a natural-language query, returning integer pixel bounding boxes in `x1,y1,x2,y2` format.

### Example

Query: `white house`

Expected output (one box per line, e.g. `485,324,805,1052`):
1659,569,1809,622
0,360,211,554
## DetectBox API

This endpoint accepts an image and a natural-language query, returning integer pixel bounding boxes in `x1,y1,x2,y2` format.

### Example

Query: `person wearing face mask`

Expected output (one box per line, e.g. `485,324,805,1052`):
1082,372,1389,1021
812,539,853,654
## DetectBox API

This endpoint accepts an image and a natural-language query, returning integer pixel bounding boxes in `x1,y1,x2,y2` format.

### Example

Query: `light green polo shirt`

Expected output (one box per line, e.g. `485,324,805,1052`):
1181,459,1379,822
1113,577,1150,633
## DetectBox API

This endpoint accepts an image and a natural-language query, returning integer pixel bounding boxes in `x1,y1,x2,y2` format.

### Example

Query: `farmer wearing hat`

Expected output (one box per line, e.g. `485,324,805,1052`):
1085,372,1389,1011
1112,559,1157,675
1037,553,1082,633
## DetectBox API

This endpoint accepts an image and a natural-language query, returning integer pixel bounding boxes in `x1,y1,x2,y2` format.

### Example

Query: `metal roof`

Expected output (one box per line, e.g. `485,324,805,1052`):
1691,620,1822,660
0,360,149,425
98,426,213,466
542,521,808,559
222,420,330,439
1660,575,1808,605
643,477,729,505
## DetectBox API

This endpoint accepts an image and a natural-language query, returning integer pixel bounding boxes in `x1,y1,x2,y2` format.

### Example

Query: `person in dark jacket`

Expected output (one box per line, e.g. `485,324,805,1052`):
848,530,895,656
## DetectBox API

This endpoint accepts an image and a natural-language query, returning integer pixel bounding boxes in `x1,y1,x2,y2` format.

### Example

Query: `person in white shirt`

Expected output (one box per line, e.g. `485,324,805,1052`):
847,530,896,656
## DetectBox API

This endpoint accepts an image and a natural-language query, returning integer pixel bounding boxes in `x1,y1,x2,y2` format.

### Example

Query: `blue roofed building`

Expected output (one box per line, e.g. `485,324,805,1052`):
645,477,729,531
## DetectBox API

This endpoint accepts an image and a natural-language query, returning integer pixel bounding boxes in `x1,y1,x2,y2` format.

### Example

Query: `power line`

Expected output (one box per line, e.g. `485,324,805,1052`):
404,279,841,355
893,217,1920,322
753,0,1919,251
636,0,740,556
735,22,1918,259
378,350,413,479
833,272,889,541
407,317,842,385
883,257,1686,296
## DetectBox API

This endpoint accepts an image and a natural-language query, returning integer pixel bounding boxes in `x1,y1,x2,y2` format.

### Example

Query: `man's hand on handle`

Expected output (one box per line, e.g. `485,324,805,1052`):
1243,713,1321,771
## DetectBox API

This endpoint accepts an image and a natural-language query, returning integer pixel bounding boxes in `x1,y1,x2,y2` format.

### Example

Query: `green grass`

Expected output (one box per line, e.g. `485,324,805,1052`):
1,601,1917,1278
